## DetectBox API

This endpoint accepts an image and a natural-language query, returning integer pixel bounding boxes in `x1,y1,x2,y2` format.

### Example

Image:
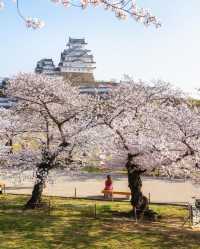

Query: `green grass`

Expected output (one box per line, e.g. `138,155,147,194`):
0,195,200,249
80,166,128,174
81,166,104,173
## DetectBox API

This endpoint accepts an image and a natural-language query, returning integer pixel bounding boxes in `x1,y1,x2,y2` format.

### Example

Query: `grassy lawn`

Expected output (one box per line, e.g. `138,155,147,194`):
0,195,200,249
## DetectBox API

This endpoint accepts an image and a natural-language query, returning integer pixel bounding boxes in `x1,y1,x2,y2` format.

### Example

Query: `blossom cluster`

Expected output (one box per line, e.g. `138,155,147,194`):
50,0,161,27
25,17,45,29
0,0,161,28
0,1,4,10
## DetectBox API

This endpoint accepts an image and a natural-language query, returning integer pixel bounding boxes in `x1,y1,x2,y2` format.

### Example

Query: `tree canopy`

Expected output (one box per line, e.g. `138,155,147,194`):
1,74,200,209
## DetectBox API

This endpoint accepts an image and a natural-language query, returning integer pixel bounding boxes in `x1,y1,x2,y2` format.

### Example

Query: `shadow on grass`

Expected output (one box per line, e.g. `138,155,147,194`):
0,197,62,249
52,216,200,249
48,203,200,249
0,196,200,249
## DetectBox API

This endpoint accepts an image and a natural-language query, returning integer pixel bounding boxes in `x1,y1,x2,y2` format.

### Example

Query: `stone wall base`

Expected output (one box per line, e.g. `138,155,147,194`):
62,72,95,85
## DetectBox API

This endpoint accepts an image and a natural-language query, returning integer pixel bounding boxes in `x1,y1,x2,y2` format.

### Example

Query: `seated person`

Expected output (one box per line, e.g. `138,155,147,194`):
104,175,113,198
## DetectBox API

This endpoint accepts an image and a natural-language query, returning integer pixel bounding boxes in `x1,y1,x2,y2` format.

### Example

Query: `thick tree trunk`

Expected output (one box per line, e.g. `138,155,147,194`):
128,168,149,217
25,180,44,209
25,163,48,209
126,154,149,218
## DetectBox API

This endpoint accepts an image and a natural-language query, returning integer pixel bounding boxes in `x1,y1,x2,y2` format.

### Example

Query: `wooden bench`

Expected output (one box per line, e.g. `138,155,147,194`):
101,190,131,200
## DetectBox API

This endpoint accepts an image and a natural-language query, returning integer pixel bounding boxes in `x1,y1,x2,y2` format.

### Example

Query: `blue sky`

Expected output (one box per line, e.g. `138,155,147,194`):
0,0,200,95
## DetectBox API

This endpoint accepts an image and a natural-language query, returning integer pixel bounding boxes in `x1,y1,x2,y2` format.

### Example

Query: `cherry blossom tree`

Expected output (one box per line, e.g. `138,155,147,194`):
0,0,161,29
152,102,200,180
1,73,200,216
0,73,96,208
92,81,200,217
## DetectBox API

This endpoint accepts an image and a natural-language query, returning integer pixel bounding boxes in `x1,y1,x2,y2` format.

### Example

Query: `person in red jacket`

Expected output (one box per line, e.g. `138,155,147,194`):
104,175,113,198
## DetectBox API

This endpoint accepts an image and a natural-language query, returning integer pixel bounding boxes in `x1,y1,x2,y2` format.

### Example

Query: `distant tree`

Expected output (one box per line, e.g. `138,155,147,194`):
0,0,161,29
0,73,96,208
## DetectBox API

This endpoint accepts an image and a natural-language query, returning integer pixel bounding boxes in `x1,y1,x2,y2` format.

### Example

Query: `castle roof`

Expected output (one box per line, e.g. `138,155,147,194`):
68,38,87,45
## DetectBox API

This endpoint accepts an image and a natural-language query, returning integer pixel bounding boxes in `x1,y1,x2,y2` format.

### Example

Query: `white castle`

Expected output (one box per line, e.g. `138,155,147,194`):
0,37,118,108
35,37,96,83
59,38,96,74
35,59,56,75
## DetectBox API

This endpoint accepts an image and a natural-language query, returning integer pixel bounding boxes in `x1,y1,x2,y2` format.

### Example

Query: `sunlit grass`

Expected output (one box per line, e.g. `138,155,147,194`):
0,195,199,249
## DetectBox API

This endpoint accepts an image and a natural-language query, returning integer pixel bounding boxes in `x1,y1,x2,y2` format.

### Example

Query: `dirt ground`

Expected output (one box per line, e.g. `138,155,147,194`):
1,171,200,203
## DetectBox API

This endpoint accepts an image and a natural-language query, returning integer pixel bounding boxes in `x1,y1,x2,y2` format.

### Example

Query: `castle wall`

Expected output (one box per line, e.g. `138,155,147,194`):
62,72,95,85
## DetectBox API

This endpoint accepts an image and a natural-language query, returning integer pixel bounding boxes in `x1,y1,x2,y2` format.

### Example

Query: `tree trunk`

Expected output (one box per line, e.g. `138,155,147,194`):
25,180,44,209
25,164,48,209
126,154,148,218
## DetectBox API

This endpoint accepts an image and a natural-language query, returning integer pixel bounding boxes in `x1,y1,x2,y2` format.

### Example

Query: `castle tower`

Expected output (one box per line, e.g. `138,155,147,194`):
58,37,96,83
35,58,56,75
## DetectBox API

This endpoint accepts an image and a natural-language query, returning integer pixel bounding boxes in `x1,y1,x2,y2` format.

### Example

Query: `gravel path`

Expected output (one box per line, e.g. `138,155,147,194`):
1,172,200,204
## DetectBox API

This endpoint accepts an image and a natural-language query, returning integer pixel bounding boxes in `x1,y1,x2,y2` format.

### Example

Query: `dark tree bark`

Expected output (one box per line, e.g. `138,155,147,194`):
25,179,44,209
25,163,49,209
126,153,149,218
5,138,13,153
25,142,70,209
